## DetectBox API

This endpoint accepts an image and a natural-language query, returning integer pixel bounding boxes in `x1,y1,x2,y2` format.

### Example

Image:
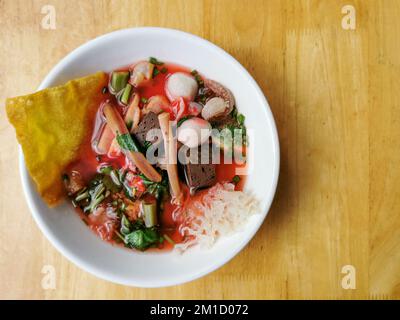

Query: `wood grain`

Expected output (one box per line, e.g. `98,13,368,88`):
1,0,399,299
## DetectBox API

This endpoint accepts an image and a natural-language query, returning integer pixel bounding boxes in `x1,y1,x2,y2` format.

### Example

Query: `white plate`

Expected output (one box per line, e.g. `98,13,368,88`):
19,27,280,287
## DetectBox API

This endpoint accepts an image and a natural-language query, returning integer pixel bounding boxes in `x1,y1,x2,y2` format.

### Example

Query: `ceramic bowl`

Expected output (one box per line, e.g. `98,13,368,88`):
20,27,280,287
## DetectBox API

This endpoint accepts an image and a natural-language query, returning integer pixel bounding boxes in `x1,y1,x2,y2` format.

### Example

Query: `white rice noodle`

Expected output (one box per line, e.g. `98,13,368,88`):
175,183,259,252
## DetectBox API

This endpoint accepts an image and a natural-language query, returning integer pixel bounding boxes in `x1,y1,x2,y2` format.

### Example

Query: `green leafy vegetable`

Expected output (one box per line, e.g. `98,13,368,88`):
124,230,146,249
124,227,163,250
89,174,104,188
102,175,120,192
143,140,152,150
232,175,241,184
152,68,160,77
160,67,168,74
97,167,122,192
237,114,245,125
99,165,113,175
120,214,131,236
199,96,207,104
141,97,149,104
149,57,164,66
119,201,126,212
126,120,133,131
139,171,169,200
75,172,122,214
116,133,140,152
191,69,204,86
83,193,105,213
217,107,248,146
119,215,163,251
90,182,105,200
75,190,89,202
109,169,121,187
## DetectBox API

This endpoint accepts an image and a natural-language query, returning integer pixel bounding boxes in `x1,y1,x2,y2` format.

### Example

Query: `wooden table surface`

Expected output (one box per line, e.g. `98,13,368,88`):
1,0,399,300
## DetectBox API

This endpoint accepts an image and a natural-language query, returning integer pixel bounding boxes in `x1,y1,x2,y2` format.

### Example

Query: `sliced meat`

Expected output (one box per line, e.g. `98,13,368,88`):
143,95,169,115
182,145,216,194
184,163,216,194
132,112,161,147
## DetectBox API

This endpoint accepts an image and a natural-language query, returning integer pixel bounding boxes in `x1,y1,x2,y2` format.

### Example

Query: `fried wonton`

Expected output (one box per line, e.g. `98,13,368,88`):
6,72,108,206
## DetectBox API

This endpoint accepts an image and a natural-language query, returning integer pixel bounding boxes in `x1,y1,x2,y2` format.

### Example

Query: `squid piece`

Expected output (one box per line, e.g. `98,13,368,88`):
201,97,229,121
130,61,155,87
143,95,170,115
170,97,187,120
